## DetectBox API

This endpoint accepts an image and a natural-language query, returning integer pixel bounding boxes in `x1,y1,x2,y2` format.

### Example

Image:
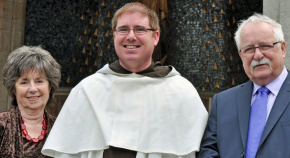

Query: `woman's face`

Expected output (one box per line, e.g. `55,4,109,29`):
15,70,51,111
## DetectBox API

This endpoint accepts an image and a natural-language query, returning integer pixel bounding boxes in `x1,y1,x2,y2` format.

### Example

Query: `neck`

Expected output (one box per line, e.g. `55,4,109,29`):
119,60,151,73
19,107,44,125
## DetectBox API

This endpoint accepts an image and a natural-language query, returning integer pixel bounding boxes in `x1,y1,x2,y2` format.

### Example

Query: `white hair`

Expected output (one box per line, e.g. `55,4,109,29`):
234,13,284,50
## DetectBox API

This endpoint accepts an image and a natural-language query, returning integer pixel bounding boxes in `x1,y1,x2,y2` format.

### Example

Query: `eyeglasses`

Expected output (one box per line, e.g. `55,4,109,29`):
115,27,156,35
240,41,281,56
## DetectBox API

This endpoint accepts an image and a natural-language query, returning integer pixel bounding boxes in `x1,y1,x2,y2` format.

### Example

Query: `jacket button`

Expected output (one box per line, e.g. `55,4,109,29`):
241,152,245,157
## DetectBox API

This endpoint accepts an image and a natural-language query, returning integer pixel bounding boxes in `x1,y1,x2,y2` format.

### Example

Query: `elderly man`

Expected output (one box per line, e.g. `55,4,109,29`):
197,14,289,158
42,2,207,158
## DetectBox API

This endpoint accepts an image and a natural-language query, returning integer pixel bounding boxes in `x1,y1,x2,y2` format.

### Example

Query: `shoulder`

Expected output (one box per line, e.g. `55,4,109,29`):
79,70,109,85
215,81,251,97
166,74,195,88
46,112,56,125
0,110,12,141
0,107,20,129
0,110,12,128
0,113,8,130
69,72,105,94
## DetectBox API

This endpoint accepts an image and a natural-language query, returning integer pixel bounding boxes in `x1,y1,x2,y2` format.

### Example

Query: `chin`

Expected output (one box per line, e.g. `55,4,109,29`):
253,72,272,80
123,56,140,62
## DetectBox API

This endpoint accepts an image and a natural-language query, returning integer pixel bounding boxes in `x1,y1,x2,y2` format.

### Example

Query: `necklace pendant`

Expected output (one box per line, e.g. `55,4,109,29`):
25,135,32,141
41,129,47,136
21,124,26,130
38,135,44,140
23,129,28,136
32,138,40,143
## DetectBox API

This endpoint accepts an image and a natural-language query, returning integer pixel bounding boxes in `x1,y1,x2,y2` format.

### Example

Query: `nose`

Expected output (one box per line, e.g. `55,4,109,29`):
253,47,264,60
28,82,38,93
126,29,136,41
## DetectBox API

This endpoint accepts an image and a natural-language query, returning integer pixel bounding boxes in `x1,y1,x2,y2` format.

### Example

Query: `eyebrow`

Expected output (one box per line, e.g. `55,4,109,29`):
244,42,273,47
116,25,128,28
19,76,45,80
117,25,147,28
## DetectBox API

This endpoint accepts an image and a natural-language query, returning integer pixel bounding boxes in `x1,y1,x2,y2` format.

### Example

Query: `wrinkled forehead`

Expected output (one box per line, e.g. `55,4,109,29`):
241,22,274,35
240,22,275,44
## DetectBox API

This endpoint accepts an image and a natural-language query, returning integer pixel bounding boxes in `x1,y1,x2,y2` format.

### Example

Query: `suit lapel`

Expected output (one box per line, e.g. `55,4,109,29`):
259,73,290,146
237,80,253,149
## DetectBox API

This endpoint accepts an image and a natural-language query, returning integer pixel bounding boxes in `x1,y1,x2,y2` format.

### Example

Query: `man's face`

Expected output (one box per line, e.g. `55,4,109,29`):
238,22,286,85
113,12,160,72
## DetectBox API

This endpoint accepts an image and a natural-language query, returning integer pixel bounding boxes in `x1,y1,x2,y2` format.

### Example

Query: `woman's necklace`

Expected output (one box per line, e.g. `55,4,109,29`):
20,114,47,143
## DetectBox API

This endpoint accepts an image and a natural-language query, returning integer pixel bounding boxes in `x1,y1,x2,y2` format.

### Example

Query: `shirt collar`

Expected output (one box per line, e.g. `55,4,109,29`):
253,67,288,96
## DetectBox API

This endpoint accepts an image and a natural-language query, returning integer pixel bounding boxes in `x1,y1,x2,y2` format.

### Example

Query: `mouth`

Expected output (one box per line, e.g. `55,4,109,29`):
254,63,268,67
124,45,140,49
26,96,40,101
250,63,273,75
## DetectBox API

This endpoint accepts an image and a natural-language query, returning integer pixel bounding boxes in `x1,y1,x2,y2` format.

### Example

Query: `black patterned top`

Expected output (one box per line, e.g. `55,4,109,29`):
0,106,56,158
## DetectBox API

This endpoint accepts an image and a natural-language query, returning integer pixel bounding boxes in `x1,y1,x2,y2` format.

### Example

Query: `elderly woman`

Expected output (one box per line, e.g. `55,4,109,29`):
0,46,61,157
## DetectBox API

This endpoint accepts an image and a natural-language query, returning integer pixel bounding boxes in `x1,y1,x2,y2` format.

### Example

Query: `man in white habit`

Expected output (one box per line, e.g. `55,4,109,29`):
42,2,208,158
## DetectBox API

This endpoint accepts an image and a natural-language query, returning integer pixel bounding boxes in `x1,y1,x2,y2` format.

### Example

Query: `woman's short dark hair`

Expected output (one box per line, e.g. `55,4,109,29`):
2,46,61,106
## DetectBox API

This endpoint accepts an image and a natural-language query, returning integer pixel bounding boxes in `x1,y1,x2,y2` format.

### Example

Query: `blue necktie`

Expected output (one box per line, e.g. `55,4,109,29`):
246,86,270,158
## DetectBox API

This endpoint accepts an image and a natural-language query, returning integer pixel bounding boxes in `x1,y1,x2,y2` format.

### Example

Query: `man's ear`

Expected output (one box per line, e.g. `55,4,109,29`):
238,50,243,58
113,31,116,39
281,41,286,58
153,30,160,46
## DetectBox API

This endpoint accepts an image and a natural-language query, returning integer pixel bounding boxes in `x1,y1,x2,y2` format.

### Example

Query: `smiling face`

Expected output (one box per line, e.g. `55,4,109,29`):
113,12,160,72
238,22,286,85
15,70,51,112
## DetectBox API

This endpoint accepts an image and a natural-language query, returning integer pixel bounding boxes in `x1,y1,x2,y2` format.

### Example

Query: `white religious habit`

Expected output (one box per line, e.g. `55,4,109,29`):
42,64,208,158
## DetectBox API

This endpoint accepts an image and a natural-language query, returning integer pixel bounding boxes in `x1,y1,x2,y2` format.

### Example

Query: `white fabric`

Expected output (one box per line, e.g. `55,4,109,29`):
136,151,196,158
42,64,207,158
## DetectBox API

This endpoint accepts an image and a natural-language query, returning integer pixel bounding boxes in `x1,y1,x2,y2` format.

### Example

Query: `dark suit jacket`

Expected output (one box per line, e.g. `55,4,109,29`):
197,72,290,158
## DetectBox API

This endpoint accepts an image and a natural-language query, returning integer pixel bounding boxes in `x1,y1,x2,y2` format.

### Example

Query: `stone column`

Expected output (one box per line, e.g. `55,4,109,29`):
264,0,290,69
0,0,26,112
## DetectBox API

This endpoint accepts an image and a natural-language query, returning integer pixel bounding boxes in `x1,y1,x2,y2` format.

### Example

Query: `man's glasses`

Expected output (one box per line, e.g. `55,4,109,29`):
115,27,156,35
240,41,281,56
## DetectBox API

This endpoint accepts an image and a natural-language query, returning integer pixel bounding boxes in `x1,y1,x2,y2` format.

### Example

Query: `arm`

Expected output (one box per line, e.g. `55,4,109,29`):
197,94,219,158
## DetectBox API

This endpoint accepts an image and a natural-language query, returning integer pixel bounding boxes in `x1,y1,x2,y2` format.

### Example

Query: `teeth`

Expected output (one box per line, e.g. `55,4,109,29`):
27,96,39,101
125,46,138,49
